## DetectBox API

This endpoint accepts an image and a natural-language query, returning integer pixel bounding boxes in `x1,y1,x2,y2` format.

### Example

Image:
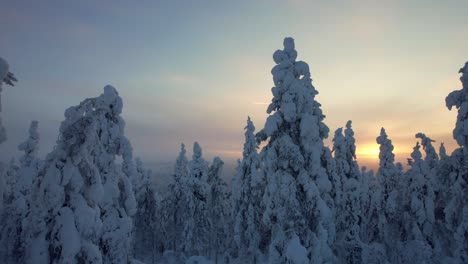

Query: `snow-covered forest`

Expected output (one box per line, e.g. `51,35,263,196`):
0,38,467,264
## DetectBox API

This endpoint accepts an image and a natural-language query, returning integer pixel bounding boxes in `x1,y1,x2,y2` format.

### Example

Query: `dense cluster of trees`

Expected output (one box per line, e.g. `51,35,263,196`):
0,39,466,264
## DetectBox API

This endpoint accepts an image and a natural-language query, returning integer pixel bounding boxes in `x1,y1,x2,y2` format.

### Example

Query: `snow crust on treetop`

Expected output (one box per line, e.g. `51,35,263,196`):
446,61,468,148
260,37,328,142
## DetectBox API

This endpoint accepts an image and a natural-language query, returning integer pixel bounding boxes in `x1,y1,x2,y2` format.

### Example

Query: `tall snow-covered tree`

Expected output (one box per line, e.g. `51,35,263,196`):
184,142,211,256
446,61,468,152
132,158,161,263
333,121,363,263
444,61,468,262
232,117,265,263
415,133,439,170
0,121,40,263
256,37,334,263
402,142,435,262
0,56,16,145
24,85,136,264
163,143,190,253
330,128,344,205
17,120,41,196
207,156,231,262
343,121,360,180
439,143,448,159
375,128,404,262
0,57,17,214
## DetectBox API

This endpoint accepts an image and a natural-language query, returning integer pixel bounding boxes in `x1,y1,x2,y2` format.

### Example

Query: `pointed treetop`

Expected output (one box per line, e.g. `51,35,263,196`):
345,121,354,138
439,143,448,158
174,143,188,181
98,85,123,114
334,127,344,137
344,120,357,159
415,132,438,166
377,127,389,144
284,37,295,51
332,127,344,150
180,143,186,156
376,127,396,170
240,116,259,164
212,156,224,168
246,116,254,132
273,37,297,64
193,142,202,159
410,142,422,162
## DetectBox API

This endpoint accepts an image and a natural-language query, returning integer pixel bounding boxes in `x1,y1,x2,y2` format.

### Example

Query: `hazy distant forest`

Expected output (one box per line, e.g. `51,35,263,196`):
0,38,467,264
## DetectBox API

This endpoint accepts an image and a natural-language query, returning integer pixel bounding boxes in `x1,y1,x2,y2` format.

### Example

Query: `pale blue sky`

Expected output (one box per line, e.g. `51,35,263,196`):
1,0,467,169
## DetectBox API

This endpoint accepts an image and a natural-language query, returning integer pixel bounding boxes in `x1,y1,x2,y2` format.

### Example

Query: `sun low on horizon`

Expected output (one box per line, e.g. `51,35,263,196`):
0,0,466,172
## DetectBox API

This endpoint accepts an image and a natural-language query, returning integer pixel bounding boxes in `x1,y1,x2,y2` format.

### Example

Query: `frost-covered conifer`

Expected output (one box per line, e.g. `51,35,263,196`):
333,121,363,263
132,158,161,263
232,117,265,263
0,57,17,212
376,128,404,261
0,121,41,263
344,121,360,179
331,128,345,203
0,159,20,263
415,133,439,170
444,61,468,262
184,142,211,256
439,143,448,159
360,165,387,263
163,143,190,253
256,37,334,263
17,120,41,194
207,157,231,262
25,86,136,264
446,61,468,152
403,142,435,262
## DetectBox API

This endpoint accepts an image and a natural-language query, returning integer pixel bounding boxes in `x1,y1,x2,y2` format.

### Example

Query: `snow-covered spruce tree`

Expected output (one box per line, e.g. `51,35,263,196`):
330,128,344,205
0,56,17,145
439,143,448,159
2,158,19,201
444,61,468,263
333,122,363,263
343,121,361,180
255,37,334,263
132,158,162,263
0,121,40,263
232,117,265,263
415,133,439,170
25,85,136,264
207,156,231,262
184,142,211,257
361,175,389,263
375,128,404,262
162,143,190,253
402,142,435,262
17,120,41,196
0,57,17,213
446,61,468,154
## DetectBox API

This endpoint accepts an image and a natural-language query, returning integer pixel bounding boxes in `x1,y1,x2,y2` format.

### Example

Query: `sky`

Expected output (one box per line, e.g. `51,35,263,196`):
0,0,467,171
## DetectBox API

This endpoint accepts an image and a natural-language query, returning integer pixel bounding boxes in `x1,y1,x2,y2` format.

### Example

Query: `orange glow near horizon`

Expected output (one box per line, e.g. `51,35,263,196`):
356,143,380,160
